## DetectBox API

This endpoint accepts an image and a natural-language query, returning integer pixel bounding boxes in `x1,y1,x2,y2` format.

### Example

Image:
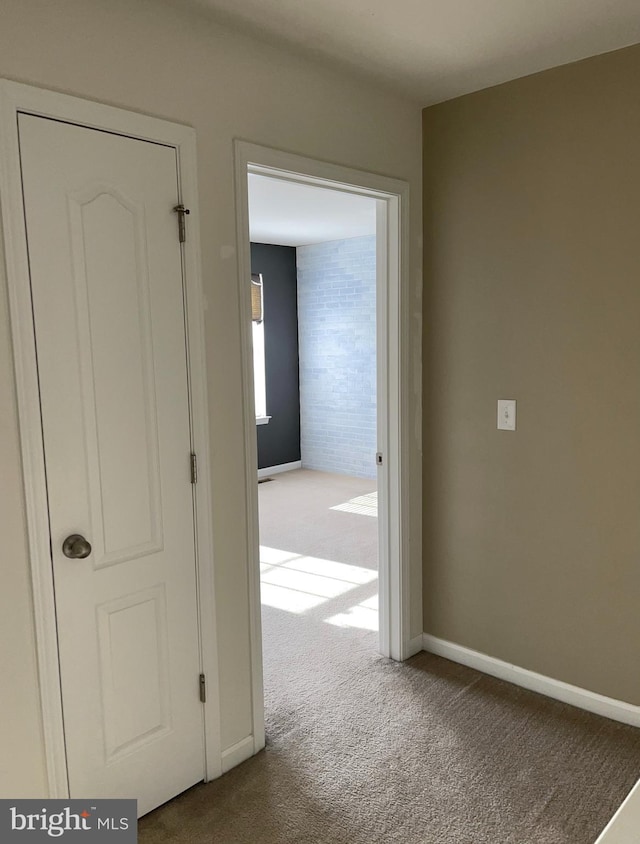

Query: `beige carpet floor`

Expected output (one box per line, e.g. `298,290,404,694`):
139,469,640,844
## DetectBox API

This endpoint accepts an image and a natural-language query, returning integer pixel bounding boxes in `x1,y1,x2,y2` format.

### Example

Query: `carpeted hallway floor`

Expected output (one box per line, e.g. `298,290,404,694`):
139,470,640,843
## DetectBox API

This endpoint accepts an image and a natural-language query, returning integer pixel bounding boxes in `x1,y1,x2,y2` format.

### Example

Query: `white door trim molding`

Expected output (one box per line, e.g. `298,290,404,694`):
233,141,414,753
0,79,222,796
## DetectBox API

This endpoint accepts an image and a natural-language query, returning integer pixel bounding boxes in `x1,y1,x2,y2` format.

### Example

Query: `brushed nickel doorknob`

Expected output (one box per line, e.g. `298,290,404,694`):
62,534,92,559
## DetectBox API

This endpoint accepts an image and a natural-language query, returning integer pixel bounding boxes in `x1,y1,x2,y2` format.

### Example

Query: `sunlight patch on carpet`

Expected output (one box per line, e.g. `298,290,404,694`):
260,546,300,566
326,593,378,631
260,582,328,613
330,491,378,517
260,545,377,623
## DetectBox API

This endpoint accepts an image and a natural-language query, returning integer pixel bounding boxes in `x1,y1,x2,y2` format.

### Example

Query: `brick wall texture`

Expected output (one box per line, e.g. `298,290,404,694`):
296,235,376,479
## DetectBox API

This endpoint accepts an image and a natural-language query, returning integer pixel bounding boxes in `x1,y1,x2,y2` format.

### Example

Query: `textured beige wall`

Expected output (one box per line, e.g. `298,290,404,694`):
0,0,422,797
423,44,640,705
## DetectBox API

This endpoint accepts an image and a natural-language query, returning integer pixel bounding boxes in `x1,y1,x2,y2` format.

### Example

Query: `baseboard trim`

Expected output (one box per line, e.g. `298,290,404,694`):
422,634,640,728
220,735,255,774
407,634,424,658
257,460,302,480
595,778,640,843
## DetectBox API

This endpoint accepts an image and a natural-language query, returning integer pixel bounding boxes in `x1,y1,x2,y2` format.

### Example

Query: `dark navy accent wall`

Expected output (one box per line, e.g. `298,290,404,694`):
251,243,301,470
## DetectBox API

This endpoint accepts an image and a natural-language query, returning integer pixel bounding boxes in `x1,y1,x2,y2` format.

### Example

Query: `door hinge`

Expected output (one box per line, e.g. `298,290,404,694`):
173,203,190,243
376,452,383,466
199,673,206,703
190,452,198,484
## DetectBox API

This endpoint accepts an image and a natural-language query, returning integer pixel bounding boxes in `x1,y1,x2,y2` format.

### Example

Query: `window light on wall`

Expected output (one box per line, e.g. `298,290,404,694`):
251,272,263,323
251,273,269,423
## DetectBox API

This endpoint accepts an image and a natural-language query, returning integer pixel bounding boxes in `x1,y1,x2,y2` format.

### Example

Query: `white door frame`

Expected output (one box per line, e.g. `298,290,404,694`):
0,79,222,797
233,141,412,752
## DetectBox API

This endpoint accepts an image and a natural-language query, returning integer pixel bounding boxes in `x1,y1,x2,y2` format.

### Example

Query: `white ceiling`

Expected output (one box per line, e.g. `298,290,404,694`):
193,0,640,104
248,174,377,247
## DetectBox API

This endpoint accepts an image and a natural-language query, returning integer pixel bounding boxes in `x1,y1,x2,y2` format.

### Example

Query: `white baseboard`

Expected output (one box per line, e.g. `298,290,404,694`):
595,778,640,843
407,634,424,658
220,735,255,774
257,460,302,480
422,634,640,729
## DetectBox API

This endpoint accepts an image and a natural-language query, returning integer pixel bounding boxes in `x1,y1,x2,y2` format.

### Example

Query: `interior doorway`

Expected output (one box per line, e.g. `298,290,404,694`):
248,179,380,737
234,142,412,757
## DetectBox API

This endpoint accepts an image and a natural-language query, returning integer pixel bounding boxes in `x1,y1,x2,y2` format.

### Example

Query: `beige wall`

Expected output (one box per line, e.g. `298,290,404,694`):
0,235,49,796
0,0,423,797
423,44,640,705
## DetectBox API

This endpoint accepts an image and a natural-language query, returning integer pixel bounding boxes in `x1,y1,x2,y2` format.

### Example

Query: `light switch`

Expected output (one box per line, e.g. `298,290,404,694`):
497,399,516,431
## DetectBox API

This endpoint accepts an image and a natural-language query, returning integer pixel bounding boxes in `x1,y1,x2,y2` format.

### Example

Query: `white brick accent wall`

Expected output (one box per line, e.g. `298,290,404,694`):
296,236,376,479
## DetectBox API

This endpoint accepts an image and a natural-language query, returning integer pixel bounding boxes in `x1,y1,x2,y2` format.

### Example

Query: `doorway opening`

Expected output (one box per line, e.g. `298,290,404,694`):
249,177,379,738
234,142,412,757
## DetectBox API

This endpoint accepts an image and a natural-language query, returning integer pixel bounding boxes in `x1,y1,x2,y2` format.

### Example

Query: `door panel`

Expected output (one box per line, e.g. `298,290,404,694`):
68,184,164,566
97,585,171,761
18,114,204,815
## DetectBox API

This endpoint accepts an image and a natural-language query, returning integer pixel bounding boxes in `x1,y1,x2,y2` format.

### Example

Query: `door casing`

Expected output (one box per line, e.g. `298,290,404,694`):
0,79,222,797
233,141,418,757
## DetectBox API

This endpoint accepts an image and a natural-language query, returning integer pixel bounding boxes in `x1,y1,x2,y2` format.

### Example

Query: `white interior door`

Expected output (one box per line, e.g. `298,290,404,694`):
19,114,204,815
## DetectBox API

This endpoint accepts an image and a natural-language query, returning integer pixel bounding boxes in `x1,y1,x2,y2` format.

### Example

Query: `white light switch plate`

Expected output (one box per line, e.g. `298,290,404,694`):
497,399,516,431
